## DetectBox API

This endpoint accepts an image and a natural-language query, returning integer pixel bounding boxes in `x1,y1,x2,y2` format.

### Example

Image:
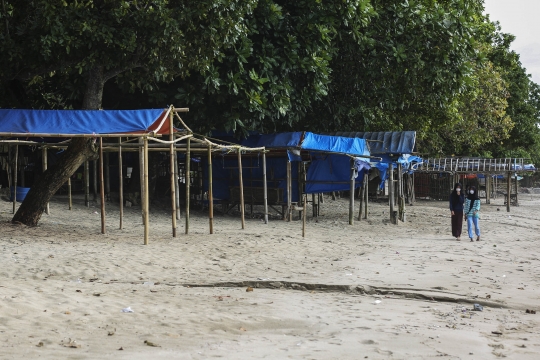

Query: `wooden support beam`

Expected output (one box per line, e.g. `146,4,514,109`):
68,177,72,210
208,145,214,234
84,161,90,207
262,151,268,224
169,113,177,237
42,147,49,215
99,138,106,234
507,171,511,213
238,149,245,230
118,138,124,230
185,137,191,234
12,145,18,214
143,137,150,244
349,159,355,225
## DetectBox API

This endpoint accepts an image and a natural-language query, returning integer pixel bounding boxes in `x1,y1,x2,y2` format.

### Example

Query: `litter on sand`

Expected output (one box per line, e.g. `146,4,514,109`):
121,307,134,313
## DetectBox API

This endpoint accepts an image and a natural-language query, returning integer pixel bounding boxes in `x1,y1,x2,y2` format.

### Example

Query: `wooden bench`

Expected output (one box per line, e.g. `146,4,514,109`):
504,193,518,206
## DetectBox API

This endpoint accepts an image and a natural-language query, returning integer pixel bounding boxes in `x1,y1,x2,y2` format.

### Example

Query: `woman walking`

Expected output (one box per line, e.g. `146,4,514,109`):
464,185,481,242
449,183,465,240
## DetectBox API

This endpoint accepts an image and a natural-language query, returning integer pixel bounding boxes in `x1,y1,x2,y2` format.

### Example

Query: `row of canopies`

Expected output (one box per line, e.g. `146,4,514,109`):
0,106,420,242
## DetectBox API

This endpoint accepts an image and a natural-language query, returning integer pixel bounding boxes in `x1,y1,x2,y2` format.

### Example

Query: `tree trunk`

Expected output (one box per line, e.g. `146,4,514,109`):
12,66,104,226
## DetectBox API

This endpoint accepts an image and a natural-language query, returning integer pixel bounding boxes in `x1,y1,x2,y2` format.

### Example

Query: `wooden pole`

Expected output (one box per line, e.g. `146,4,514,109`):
99,138,106,234
507,171,511,212
42,147,49,215
84,161,90,207
144,137,149,244
287,161,292,221
12,145,18,214
397,163,402,223
238,149,245,229
118,138,124,230
185,137,191,234
358,177,365,221
364,173,368,219
349,159,355,225
389,163,394,224
485,174,490,204
302,163,307,237
169,113,177,237
139,138,145,225
262,151,268,224
174,148,181,220
68,177,72,210
514,170,519,206
208,146,214,234
105,152,110,201
93,160,97,201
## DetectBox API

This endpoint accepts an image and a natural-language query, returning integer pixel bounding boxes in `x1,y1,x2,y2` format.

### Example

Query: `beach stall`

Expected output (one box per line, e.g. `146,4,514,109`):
0,106,221,243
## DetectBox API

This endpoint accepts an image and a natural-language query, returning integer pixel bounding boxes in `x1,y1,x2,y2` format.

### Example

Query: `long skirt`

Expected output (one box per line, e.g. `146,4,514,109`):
451,211,463,238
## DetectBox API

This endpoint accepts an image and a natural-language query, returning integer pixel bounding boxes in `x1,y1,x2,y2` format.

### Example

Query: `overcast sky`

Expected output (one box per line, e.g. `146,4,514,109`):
483,0,540,85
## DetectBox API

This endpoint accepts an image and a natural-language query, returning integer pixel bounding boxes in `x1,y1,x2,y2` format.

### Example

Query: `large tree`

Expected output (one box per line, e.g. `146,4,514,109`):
0,0,257,225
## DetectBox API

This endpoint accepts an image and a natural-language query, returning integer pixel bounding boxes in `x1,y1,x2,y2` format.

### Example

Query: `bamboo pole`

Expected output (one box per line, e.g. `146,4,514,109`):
364,172,368,219
302,162,307,237
169,113,177,237
84,161,90,207
174,149,181,220
99,138,106,234
185,137,191,234
105,152,110,201
514,169,519,206
68,177,72,210
238,149,245,229
42,147,49,215
144,137,150,244
286,161,292,221
208,145,214,234
349,159,355,225
118,138,124,230
262,151,268,224
139,138,145,225
12,145,18,214
358,177,365,221
93,160,97,201
507,171,511,212
389,163,394,224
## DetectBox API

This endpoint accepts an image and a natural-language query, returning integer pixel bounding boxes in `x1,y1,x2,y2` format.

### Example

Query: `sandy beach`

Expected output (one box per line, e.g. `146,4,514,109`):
1,191,539,359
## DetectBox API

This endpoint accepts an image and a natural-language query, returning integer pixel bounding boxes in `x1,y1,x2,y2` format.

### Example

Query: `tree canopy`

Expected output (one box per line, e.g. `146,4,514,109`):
1,0,539,163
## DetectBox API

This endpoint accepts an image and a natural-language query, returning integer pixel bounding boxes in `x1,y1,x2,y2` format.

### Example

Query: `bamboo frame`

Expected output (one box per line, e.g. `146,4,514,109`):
507,171,511,212
93,160,97,201
169,112,177,237
238,149,245,229
12,145,18,214
389,163,394,224
68,177,72,210
99,138,106,234
286,161,292,221
185,137,191,234
139,138,145,225
42,147,49,215
84,161,90,207
144,137,150,244
105,152,110,201
364,173,368,219
262,151,268,224
208,145,214,234
349,158,354,225
174,150,181,220
118,138,124,230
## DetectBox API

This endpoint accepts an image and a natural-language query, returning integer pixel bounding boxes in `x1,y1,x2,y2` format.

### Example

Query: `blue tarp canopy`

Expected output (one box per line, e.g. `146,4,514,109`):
305,154,370,194
0,109,168,135
244,132,370,158
329,131,416,155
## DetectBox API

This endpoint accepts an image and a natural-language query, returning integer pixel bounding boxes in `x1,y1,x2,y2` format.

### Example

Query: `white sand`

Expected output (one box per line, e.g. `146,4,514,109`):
1,191,539,359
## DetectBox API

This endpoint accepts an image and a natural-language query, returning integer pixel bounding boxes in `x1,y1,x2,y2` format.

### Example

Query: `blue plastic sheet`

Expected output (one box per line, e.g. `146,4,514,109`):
0,109,165,135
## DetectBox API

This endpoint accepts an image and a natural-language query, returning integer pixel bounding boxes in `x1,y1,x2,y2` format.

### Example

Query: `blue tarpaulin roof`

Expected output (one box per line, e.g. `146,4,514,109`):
244,132,370,157
328,131,416,154
0,109,168,135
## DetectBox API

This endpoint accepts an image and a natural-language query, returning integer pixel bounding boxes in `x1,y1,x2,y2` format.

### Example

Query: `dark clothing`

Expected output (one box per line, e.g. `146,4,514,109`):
451,211,463,238
449,192,465,212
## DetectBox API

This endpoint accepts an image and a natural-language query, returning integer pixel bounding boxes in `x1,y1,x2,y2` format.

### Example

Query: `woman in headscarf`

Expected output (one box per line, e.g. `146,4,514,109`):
464,185,481,241
449,182,464,240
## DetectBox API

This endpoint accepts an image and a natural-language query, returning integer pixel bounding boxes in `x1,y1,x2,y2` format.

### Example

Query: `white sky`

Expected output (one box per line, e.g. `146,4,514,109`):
483,0,540,84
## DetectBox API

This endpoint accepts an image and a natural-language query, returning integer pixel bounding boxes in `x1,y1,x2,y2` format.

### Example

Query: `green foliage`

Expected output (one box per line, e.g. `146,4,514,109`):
0,0,257,108
172,0,374,134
